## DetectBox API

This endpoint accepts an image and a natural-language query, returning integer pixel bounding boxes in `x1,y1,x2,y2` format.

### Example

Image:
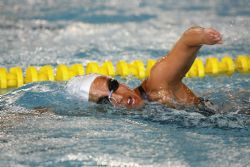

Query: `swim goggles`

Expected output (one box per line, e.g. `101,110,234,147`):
107,78,119,100
97,78,119,104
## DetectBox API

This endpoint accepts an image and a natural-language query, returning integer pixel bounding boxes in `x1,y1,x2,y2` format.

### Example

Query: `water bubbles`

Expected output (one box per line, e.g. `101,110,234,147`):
0,0,250,166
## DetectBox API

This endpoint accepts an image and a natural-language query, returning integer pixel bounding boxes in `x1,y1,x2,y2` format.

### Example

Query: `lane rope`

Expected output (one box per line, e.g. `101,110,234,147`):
0,55,249,89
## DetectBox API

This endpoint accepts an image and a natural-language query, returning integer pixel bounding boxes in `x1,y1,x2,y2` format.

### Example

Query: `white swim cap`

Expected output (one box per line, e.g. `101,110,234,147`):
66,74,101,101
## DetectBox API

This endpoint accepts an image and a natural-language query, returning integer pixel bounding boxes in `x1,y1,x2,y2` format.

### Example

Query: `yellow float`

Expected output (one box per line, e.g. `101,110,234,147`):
0,55,249,89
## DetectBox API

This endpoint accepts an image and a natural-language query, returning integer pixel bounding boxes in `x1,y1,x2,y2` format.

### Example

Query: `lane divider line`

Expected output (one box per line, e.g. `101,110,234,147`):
0,55,249,89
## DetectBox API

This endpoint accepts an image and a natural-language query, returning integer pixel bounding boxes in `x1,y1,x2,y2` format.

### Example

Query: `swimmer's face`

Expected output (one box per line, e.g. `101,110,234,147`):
89,76,144,109
109,83,144,108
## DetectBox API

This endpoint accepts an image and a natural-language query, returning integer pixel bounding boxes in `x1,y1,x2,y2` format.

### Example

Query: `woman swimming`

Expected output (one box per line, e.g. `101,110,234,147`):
67,26,223,112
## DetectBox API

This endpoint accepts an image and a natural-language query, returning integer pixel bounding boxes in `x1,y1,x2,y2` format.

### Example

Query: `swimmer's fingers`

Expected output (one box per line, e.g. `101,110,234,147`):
215,34,223,44
217,39,223,44
205,28,223,45
208,27,221,36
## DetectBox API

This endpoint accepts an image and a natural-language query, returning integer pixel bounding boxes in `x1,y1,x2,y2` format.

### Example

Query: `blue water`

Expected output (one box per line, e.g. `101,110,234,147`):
0,0,250,166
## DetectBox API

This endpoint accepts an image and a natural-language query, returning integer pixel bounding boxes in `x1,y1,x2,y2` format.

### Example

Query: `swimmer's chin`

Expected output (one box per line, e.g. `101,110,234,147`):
127,103,144,109
112,101,145,109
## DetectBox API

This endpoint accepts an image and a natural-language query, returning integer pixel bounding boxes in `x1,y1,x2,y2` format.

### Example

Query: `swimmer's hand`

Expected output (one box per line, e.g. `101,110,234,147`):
203,28,223,45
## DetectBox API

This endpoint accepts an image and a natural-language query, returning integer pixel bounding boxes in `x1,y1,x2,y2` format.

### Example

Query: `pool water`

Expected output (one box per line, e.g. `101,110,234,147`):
0,0,250,166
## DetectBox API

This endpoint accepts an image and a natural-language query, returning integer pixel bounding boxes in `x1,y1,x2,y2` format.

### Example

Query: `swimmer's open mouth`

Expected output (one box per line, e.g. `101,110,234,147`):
127,97,135,106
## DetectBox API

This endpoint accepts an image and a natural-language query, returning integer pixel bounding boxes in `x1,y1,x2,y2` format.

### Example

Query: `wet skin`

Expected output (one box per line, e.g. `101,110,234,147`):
110,83,144,108
89,27,223,109
89,76,144,108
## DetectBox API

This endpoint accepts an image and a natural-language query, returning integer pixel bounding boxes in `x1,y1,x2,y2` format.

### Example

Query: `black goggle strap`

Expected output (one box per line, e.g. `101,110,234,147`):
108,90,113,99
108,79,119,92
97,79,119,105
107,78,119,104
107,91,116,105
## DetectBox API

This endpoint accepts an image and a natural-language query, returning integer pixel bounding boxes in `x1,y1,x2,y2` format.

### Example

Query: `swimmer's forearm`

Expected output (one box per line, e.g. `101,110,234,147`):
146,27,222,86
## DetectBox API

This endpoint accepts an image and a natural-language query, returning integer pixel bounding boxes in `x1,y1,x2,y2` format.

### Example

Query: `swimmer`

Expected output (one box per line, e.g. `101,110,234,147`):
67,27,223,113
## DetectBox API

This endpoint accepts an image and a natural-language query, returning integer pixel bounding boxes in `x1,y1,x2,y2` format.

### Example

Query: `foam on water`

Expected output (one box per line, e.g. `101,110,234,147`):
1,0,250,68
0,0,250,166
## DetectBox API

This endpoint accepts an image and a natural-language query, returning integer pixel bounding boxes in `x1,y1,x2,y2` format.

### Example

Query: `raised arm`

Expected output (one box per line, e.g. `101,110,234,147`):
145,27,222,89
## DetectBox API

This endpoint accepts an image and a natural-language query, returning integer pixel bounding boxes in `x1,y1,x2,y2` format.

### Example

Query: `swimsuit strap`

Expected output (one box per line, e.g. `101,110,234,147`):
137,85,148,100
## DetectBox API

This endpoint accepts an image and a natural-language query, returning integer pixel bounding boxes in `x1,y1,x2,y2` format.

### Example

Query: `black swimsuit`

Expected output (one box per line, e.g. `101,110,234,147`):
137,85,148,100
